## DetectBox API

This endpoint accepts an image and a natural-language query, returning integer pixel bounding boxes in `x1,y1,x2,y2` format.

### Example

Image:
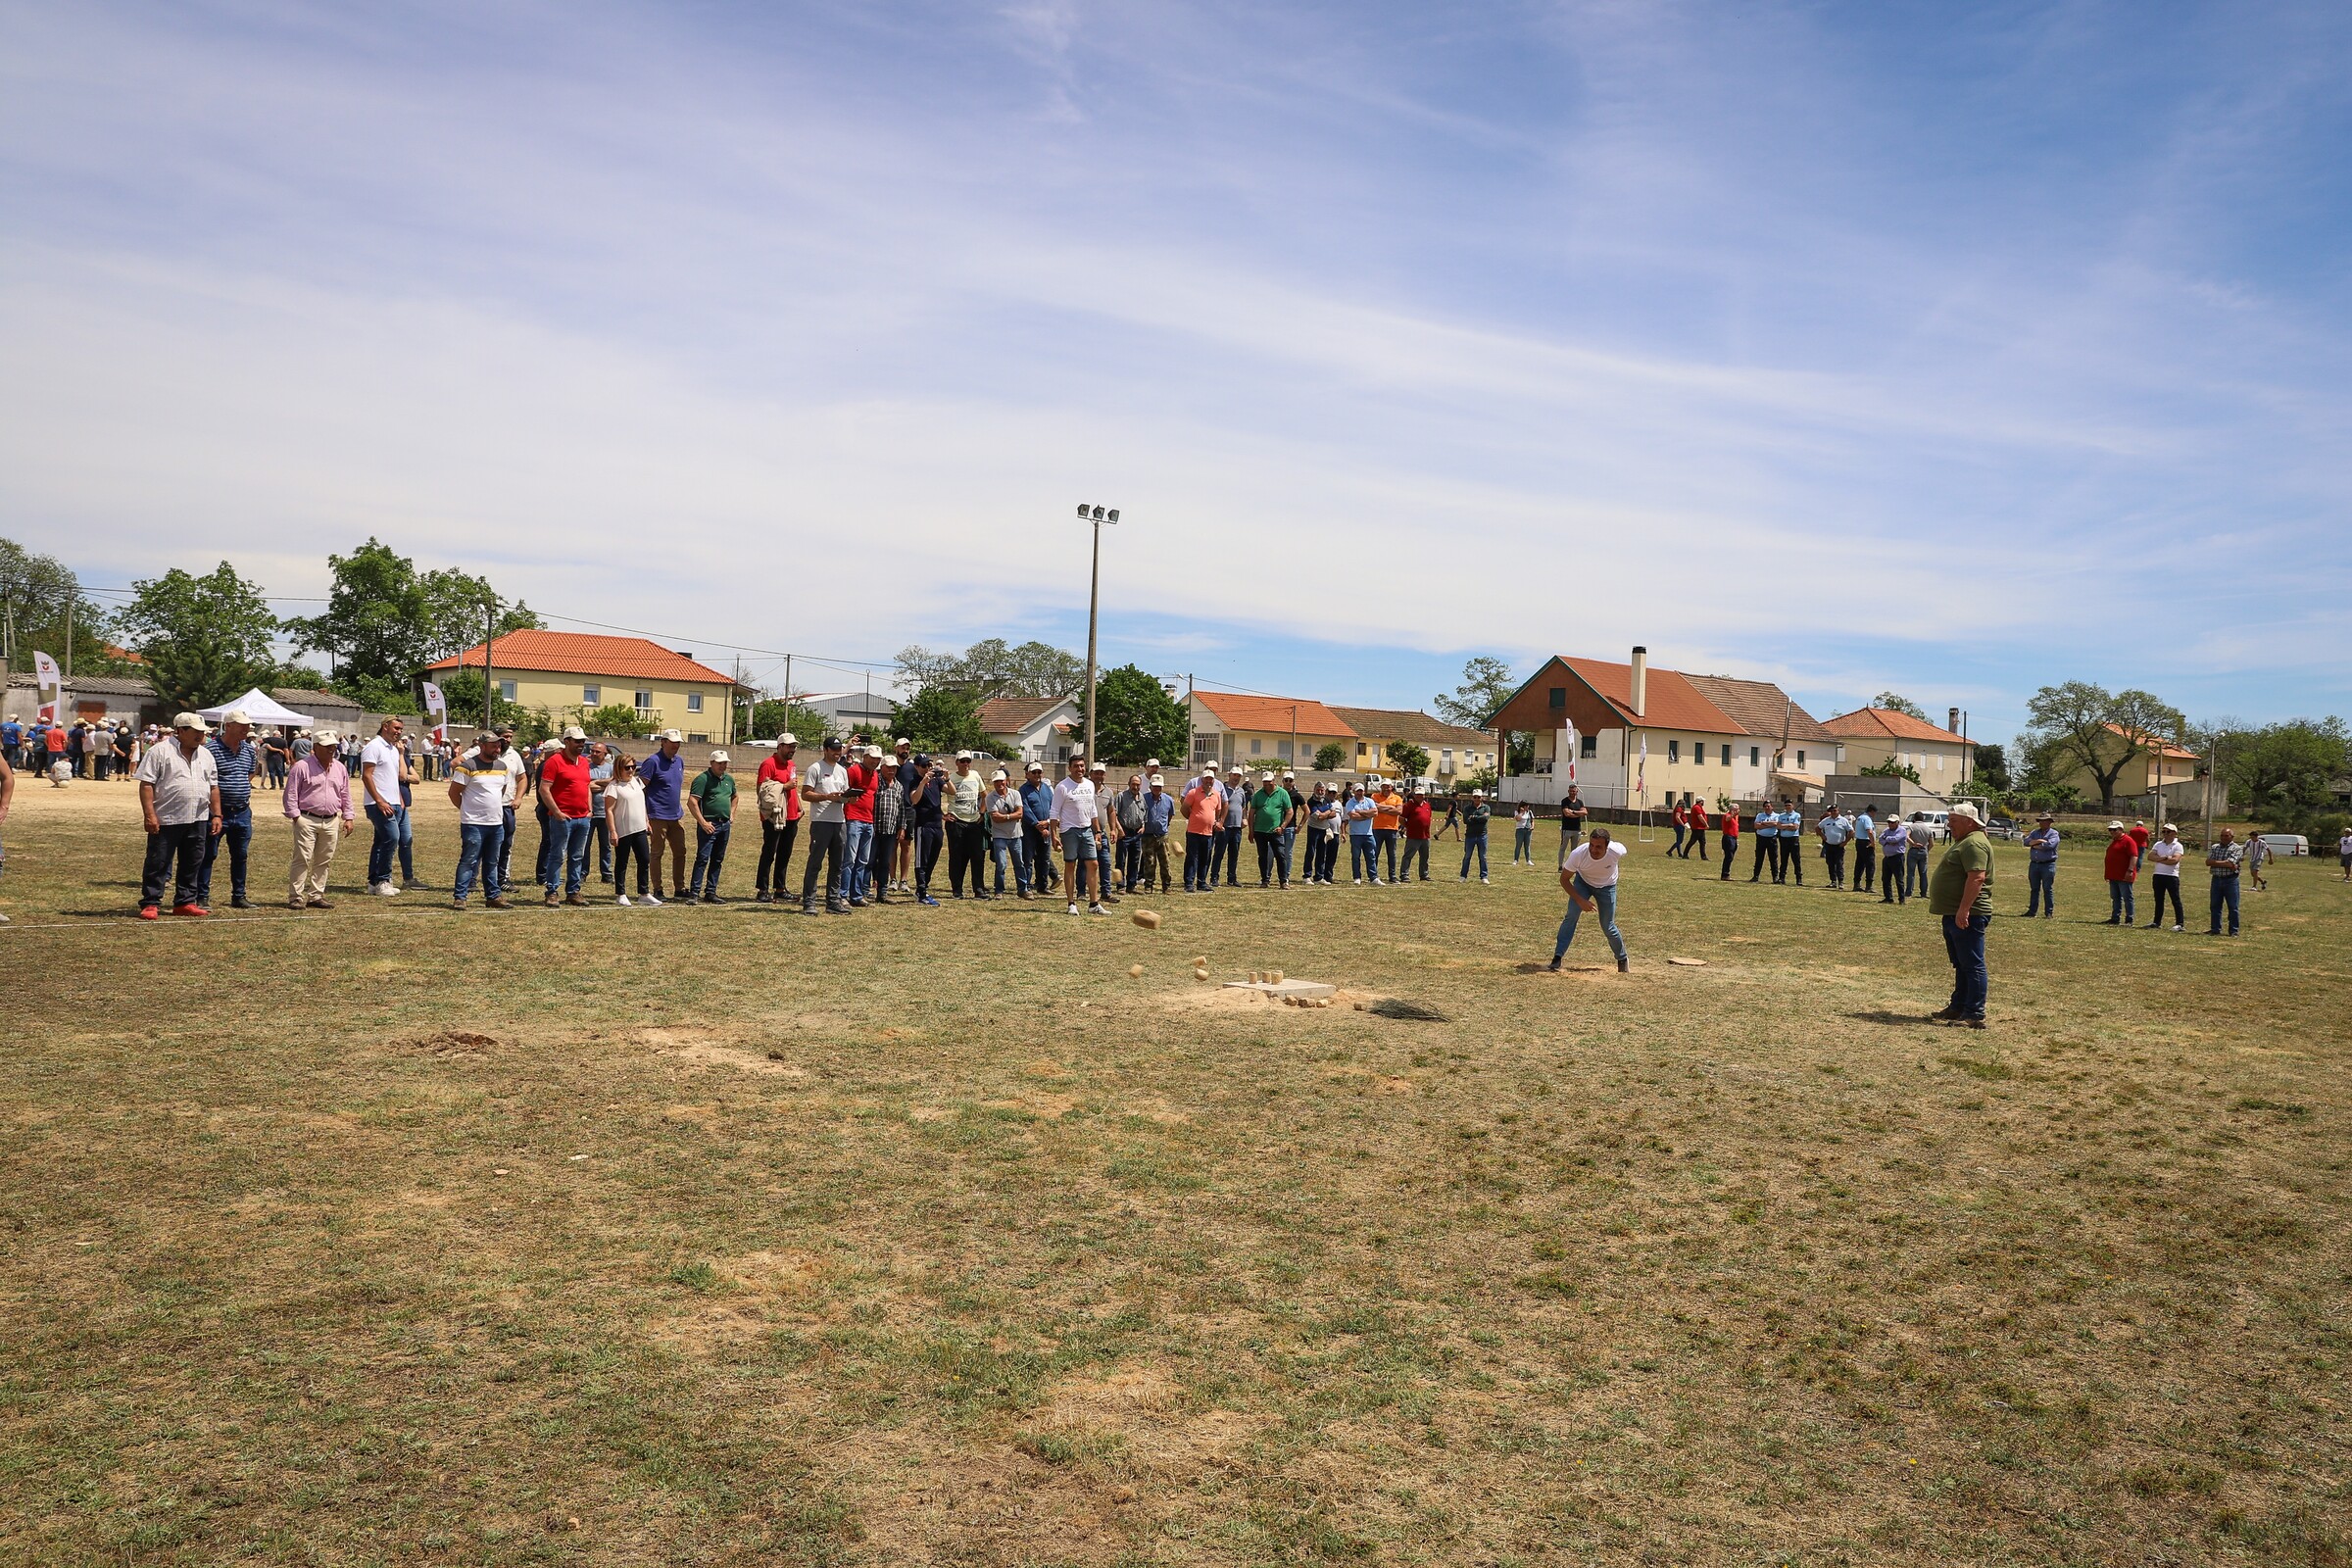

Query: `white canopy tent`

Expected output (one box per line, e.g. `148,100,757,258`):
197,688,317,728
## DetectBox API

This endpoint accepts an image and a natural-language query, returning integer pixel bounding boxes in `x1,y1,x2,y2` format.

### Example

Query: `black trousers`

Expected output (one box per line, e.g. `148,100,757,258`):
800,820,845,908
914,822,944,896
1720,837,1738,878
1854,845,1876,892
758,818,801,895
614,830,650,895
1824,843,1845,886
1787,837,1804,883
1750,836,1773,881
947,820,987,897
141,821,207,908
1685,828,1707,860
2147,876,2183,925
1024,823,1058,890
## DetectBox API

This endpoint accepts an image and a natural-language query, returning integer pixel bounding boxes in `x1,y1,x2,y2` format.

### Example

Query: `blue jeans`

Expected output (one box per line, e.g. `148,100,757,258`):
1349,834,1379,880
1213,825,1244,886
1375,827,1398,880
1459,833,1489,878
1940,912,1990,1019
990,833,1029,894
691,818,732,897
2025,859,2056,915
1553,876,1625,962
1513,824,1534,863
196,808,252,904
2208,876,2239,934
498,805,517,884
2107,878,2134,922
456,819,507,901
366,803,406,886
1907,851,1930,897
1184,833,1213,891
840,819,874,900
396,793,416,882
545,814,594,896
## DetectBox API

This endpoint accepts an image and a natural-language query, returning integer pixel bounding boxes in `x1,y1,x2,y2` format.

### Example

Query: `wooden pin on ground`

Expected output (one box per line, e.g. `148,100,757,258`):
1131,909,1161,929
1128,963,1144,977
1667,956,1708,967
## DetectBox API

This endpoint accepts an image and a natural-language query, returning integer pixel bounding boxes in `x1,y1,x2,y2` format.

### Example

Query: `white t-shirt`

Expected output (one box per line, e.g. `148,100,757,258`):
605,777,649,838
453,753,513,826
2146,838,2185,877
1563,839,1629,888
1053,775,1097,831
805,760,851,824
359,736,404,808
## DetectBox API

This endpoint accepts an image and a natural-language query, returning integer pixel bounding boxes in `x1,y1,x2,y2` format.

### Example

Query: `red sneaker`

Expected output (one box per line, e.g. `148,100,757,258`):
137,905,161,920
172,904,210,917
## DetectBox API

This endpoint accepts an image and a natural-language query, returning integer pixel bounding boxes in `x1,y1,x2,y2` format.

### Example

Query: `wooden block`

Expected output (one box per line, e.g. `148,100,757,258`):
1667,956,1708,967
1131,909,1162,929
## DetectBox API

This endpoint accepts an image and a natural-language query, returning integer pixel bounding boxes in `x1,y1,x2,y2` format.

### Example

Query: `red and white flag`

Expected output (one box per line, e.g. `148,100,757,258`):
1636,733,1647,800
1564,721,1579,783
31,650,61,724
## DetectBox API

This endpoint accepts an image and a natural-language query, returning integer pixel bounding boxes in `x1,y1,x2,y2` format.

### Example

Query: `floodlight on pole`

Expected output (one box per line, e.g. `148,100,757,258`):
1075,503,1120,767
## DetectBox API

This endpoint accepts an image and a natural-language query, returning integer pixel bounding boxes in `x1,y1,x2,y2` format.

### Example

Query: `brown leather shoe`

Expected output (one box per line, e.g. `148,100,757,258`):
564,892,587,906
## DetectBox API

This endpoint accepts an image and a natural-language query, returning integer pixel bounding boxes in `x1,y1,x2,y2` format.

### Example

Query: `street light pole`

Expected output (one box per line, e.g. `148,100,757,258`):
1076,504,1119,764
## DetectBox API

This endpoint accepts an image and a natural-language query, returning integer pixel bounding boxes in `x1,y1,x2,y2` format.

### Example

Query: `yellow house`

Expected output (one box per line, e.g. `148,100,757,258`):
2049,722,2199,803
1329,707,1499,779
427,630,736,742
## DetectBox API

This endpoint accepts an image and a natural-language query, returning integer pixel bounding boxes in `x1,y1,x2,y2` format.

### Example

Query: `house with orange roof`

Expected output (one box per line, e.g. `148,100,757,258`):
425,630,736,742
1485,647,1840,808
2045,721,2201,806
1186,691,1355,774
1822,705,1975,791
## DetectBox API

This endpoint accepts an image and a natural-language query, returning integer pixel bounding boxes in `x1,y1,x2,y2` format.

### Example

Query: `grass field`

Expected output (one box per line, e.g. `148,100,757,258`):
3,782,2347,1566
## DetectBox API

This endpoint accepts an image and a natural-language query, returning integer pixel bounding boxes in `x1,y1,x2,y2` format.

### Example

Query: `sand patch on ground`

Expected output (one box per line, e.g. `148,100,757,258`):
634,1027,807,1077
653,1249,830,1351
1156,985,1372,1016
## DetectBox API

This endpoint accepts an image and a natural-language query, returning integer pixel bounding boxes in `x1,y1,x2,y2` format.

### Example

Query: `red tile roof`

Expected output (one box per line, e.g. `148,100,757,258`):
977,695,1071,735
1191,691,1354,737
2102,721,2199,760
1557,657,1745,735
1328,706,1495,746
1824,707,1968,745
426,630,733,685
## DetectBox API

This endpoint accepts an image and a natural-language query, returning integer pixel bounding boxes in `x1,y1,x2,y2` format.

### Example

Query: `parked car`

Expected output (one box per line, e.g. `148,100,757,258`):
1987,814,2020,841
2251,833,2309,858
1907,809,1950,843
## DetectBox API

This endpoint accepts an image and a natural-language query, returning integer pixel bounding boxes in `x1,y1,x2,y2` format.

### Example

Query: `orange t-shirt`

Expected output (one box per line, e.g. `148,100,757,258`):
1372,791,1402,832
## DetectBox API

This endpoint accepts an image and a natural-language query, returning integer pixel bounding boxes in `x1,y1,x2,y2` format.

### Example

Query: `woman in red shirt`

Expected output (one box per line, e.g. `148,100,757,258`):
2102,822,2139,925
1683,800,1709,860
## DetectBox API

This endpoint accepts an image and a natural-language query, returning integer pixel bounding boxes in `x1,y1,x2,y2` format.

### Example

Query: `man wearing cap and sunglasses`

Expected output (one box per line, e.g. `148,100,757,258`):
197,708,262,909
755,733,802,903
135,712,223,918
944,751,989,900
283,725,354,908
1054,753,1106,914
2022,811,2060,917
1927,801,1995,1028
800,737,854,915
1019,760,1059,896
539,726,599,906
986,766,1031,896
641,729,691,903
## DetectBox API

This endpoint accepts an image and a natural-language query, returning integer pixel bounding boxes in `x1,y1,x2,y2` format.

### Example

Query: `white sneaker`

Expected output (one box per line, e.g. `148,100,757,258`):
1351,877,1361,885
616,894,632,906
643,892,662,906
1481,876,1491,884
373,882,399,897
1090,904,1107,915
1068,902,1081,915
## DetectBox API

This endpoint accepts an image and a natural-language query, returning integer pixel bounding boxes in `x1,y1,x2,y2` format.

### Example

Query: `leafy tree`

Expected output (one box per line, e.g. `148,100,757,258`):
1313,740,1348,773
1435,656,1515,728
273,662,332,692
1860,758,1923,784
1386,740,1432,779
1506,733,1535,774
1081,664,1187,763
1872,691,1928,719
1972,742,2011,794
118,564,280,710
584,704,649,739
747,699,833,742
2022,682,2188,813
894,638,1084,701
284,538,538,709
433,668,533,733
2224,718,2348,827
892,684,988,753
0,537,121,675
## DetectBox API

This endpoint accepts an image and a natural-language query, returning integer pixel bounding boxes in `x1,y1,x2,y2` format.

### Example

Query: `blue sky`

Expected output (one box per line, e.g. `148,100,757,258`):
3,0,2347,743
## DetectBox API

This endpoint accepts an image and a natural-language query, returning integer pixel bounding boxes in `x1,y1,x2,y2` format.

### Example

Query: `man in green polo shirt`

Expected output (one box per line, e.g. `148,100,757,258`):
1926,801,1994,1028
686,752,738,904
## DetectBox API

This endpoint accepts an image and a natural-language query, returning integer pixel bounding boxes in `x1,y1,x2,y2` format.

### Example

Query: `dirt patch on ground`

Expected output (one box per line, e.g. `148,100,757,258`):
1156,984,1371,1016
634,1027,807,1077
653,1249,831,1352
405,1030,501,1056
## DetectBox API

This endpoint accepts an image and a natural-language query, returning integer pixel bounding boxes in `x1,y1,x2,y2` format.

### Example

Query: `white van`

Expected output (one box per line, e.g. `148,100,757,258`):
2251,833,2308,858
1907,809,1950,843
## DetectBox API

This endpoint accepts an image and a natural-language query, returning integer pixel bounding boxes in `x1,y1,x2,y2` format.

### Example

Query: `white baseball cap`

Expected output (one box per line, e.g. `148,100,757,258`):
710,749,730,763
1090,760,1107,773
661,729,682,743
894,737,910,747
992,768,1008,781
172,711,211,731
221,709,251,726
313,729,338,746
956,749,974,760
1149,774,1165,786
1949,802,1982,822
562,724,587,741
776,732,797,746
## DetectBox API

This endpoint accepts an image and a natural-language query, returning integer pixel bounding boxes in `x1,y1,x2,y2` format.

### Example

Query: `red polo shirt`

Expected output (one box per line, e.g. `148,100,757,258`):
540,751,594,818
1403,798,1434,840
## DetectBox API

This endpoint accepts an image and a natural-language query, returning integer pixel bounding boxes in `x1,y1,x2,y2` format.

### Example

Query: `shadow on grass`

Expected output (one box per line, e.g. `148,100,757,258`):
1846,1008,1933,1027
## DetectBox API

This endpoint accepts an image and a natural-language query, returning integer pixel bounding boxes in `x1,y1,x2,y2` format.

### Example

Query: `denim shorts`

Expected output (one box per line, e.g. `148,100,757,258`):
1060,827,1097,859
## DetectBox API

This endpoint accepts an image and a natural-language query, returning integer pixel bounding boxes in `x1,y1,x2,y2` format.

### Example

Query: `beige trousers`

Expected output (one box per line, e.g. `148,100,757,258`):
289,815,343,903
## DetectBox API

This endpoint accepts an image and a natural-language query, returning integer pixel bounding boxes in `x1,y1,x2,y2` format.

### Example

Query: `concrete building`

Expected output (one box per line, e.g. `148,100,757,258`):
1327,707,1499,781
978,695,1082,764
426,631,736,743
1487,649,1838,809
1823,706,1975,792
3,672,165,728
797,691,900,737
1186,691,1353,773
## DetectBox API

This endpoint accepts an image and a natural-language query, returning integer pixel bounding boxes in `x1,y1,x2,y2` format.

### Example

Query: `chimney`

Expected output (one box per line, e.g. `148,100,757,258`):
1948,706,1960,735
1629,646,1647,718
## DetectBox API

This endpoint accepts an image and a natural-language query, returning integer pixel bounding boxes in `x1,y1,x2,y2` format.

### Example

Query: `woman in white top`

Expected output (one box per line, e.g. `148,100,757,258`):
1550,826,1630,972
2142,823,2186,930
605,753,657,905
1512,804,1537,864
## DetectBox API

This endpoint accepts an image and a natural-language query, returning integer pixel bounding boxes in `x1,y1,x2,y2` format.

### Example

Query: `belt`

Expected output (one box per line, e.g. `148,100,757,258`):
302,811,340,821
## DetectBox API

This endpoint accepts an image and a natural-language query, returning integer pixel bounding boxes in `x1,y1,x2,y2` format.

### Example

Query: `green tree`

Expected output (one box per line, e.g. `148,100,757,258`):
748,699,833,742
894,638,1084,701
1081,664,1187,763
583,704,649,739
0,537,121,675
432,668,533,733
284,538,538,709
892,684,988,753
2224,718,2348,827
1872,691,1928,719
1860,758,1923,784
2023,682,2188,813
1435,656,1516,728
118,563,281,710
1313,740,1348,773
1387,739,1432,779
1972,742,2011,794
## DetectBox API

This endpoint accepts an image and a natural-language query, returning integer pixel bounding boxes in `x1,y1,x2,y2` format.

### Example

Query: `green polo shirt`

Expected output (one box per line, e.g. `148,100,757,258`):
690,769,737,822
1928,831,1994,918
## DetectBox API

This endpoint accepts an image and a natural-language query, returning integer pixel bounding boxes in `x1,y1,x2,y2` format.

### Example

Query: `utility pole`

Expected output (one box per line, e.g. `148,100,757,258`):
1076,504,1120,764
482,596,498,730
64,600,73,683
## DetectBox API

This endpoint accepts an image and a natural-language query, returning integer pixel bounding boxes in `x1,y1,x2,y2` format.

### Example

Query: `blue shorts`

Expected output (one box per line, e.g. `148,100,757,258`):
1060,827,1097,859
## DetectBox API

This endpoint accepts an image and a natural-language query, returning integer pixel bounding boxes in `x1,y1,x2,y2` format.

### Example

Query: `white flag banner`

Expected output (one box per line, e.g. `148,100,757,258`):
421,680,448,745
31,650,61,724
1636,733,1647,800
1563,720,1579,783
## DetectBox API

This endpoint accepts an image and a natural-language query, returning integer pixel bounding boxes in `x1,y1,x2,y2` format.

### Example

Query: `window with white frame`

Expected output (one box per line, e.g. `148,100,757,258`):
686,692,703,713
582,684,600,707
633,690,652,711
498,679,517,702
1749,746,1760,766
1668,739,1681,763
